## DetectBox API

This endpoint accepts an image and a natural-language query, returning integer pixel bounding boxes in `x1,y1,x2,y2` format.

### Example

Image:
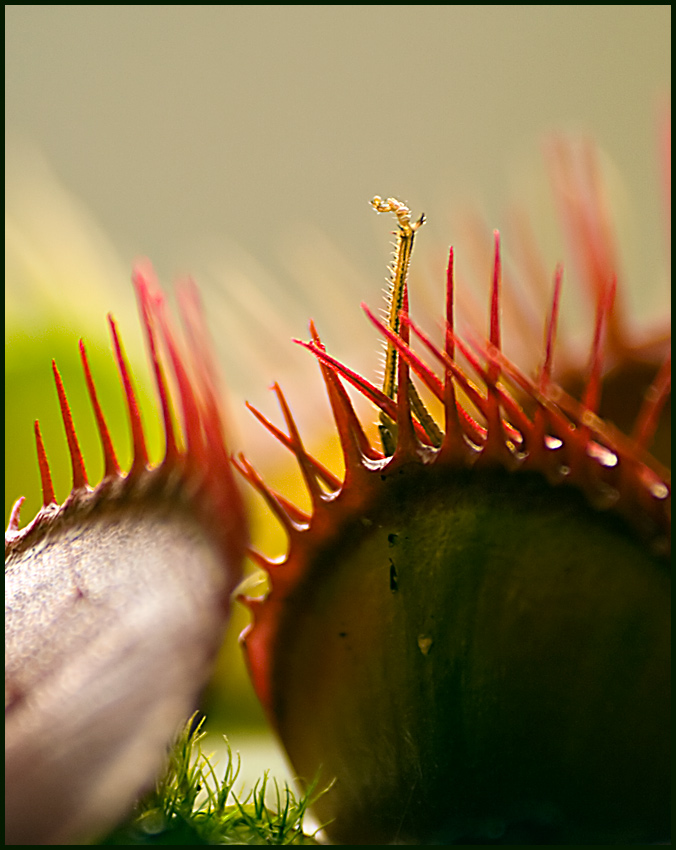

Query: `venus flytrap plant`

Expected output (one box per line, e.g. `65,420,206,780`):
5,134,670,846
236,176,669,842
5,270,248,845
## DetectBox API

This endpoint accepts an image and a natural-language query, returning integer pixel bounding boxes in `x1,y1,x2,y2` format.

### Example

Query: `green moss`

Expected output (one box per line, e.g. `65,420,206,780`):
100,716,325,846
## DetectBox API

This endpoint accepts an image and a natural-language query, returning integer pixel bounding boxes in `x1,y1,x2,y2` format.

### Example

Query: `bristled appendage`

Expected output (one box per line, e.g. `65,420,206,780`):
5,264,247,581
237,217,670,719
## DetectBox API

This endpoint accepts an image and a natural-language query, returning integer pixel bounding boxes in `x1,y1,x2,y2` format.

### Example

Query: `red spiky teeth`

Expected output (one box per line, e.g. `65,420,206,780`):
236,181,669,843
5,263,247,845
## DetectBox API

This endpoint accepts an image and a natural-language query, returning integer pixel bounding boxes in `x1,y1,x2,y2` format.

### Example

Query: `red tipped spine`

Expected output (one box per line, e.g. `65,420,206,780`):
6,497,25,535
540,264,563,391
79,341,121,479
108,315,149,476
440,245,466,462
308,322,383,470
445,246,455,360
583,276,616,416
632,356,671,454
52,361,88,491
34,420,57,507
133,275,178,465
246,400,341,492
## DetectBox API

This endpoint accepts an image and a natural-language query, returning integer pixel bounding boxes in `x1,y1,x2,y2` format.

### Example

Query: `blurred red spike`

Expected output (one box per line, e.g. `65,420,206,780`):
175,278,250,559
307,321,380,466
540,264,564,389
177,279,222,405
176,279,224,450
34,420,57,506
150,294,203,464
451,333,518,450
395,349,416,452
51,361,88,491
583,275,616,415
488,345,632,470
297,340,396,428
632,356,671,453
79,340,120,479
246,401,341,491
402,316,487,442
323,364,383,466
299,334,432,447
272,382,324,503
487,230,502,385
490,231,502,349
429,323,527,447
132,272,178,464
440,375,465,462
363,304,444,403
108,315,149,474
445,246,455,359
548,138,629,357
233,454,301,532
272,492,312,526
7,497,25,534
460,338,531,441
438,249,467,458
476,231,507,465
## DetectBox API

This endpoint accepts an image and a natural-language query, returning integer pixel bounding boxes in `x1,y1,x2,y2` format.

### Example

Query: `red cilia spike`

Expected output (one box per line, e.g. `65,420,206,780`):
79,340,121,478
445,245,455,360
6,497,25,538
540,263,563,390
34,420,57,507
489,230,502,353
233,453,309,535
51,361,89,491
108,314,149,475
245,398,341,493
150,288,204,464
132,274,178,465
308,321,384,467
632,355,671,453
582,274,616,416
297,338,434,447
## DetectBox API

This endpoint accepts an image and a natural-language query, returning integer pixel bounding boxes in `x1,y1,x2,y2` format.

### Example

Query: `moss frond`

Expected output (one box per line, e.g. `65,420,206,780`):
100,715,324,845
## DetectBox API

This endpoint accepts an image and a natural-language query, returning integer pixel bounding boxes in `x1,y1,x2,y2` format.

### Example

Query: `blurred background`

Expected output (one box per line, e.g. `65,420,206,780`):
5,4,670,793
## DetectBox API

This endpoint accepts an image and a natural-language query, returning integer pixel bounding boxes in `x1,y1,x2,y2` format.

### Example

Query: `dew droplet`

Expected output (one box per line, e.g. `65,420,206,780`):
649,481,669,500
235,571,269,599
587,441,618,467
